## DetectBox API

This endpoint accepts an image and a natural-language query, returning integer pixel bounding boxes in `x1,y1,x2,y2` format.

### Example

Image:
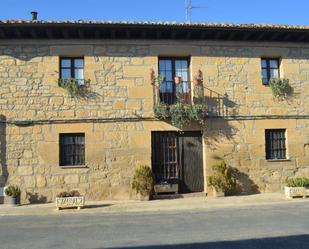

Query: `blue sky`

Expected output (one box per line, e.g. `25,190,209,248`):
1,0,308,25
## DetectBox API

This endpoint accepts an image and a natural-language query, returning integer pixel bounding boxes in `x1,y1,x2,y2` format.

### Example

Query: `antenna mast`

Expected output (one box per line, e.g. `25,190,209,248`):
185,0,207,22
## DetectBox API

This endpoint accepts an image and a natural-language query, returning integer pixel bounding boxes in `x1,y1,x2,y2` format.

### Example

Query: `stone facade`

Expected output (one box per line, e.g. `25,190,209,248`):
1,39,309,203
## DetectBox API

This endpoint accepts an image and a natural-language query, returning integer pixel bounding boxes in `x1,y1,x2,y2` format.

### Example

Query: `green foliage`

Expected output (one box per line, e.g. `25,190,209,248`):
189,104,205,125
269,78,292,99
57,190,81,198
132,165,155,196
5,185,21,197
193,84,204,101
286,177,309,188
154,102,206,129
58,78,87,96
207,161,236,192
169,102,191,129
154,102,169,119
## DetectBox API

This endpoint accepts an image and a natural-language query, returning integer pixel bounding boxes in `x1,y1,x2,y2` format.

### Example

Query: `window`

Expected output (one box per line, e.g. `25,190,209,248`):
60,57,84,85
158,58,190,105
265,129,286,160
261,58,280,85
60,133,85,166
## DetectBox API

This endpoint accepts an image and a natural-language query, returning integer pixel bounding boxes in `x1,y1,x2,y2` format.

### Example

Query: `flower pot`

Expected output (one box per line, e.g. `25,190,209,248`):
8,196,20,206
174,76,182,85
284,186,309,199
138,194,150,201
56,196,85,210
154,183,179,194
211,188,225,198
193,78,202,86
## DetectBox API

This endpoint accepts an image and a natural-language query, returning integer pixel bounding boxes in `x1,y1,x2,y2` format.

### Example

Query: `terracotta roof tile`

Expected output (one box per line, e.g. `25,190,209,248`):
0,20,309,30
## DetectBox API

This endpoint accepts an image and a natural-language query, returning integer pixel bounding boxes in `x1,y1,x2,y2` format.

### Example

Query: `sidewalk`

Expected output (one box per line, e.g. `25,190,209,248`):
0,193,307,216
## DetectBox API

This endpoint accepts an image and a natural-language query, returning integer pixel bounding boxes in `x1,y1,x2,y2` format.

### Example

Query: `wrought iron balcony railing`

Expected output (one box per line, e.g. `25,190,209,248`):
154,81,234,118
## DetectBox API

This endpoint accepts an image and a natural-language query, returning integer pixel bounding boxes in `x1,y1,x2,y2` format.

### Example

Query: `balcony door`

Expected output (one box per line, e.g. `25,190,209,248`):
158,58,191,105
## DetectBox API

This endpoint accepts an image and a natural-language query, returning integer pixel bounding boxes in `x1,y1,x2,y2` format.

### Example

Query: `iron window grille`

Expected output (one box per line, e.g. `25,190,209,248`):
265,129,286,160
60,133,85,166
261,58,280,85
60,57,84,85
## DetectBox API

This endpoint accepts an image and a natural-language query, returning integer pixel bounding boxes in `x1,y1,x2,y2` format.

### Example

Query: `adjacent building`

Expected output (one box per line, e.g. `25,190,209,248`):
1,20,309,203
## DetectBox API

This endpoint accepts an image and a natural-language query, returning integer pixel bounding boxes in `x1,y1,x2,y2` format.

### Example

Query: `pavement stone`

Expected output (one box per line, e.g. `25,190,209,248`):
0,193,308,216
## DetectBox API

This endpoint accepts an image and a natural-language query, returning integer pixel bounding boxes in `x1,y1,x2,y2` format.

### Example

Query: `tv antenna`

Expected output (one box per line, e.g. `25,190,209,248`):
185,0,207,22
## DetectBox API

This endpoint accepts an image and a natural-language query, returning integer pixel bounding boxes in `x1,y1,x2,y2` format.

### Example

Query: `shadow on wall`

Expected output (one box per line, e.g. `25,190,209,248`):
96,234,309,249
229,167,260,195
0,115,7,204
26,192,47,204
203,119,237,151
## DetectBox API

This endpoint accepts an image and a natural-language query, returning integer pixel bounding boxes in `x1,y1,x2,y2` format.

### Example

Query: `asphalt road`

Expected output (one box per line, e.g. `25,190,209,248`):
0,201,309,249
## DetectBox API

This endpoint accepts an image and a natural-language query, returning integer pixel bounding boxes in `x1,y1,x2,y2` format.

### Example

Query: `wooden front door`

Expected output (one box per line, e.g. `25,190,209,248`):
151,131,204,193
178,132,204,193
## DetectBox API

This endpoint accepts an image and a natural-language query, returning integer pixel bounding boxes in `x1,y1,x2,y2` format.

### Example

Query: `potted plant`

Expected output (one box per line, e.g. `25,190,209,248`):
4,185,21,206
193,69,203,86
58,78,87,96
174,76,182,85
285,177,309,199
56,190,85,210
207,161,236,197
269,78,292,100
132,165,155,201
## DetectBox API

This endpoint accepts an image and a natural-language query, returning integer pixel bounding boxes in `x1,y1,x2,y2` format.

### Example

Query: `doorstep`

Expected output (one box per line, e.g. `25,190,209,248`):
152,192,206,200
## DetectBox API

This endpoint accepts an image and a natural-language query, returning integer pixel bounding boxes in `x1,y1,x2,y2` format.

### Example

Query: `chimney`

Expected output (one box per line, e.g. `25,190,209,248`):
31,11,38,21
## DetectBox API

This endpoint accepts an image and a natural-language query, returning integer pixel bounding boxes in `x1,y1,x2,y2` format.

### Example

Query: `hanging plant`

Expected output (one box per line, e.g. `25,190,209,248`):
169,102,191,129
189,104,205,125
154,102,169,119
58,78,88,96
193,69,203,86
269,78,292,100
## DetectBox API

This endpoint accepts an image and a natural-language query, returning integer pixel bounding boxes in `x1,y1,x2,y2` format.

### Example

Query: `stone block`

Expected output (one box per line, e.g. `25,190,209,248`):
36,175,47,188
65,175,79,184
17,166,33,176
23,176,36,188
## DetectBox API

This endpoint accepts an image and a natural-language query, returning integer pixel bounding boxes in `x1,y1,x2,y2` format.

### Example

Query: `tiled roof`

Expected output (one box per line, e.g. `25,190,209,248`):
0,20,309,30
1,20,309,42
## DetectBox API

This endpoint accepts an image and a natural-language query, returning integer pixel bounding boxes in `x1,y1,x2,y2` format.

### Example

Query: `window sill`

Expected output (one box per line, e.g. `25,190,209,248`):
59,165,88,169
266,159,291,162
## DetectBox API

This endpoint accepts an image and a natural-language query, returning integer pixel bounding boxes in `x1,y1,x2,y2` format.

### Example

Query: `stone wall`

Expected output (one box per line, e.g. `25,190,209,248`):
0,40,309,202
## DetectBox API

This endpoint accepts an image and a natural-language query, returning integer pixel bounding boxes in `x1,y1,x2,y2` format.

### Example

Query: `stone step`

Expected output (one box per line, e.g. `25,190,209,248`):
152,192,206,200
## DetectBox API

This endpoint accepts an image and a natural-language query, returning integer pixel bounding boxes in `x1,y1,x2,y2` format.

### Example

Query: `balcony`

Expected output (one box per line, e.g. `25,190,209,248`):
153,80,235,127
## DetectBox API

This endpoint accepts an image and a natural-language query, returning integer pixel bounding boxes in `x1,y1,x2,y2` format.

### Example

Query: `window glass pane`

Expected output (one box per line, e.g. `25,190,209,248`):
159,60,166,71
61,59,71,68
165,71,173,81
270,69,279,78
160,82,173,93
270,60,279,68
261,59,267,68
61,69,71,79
175,60,188,81
74,59,84,68
262,69,268,79
74,69,84,79
164,60,172,71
